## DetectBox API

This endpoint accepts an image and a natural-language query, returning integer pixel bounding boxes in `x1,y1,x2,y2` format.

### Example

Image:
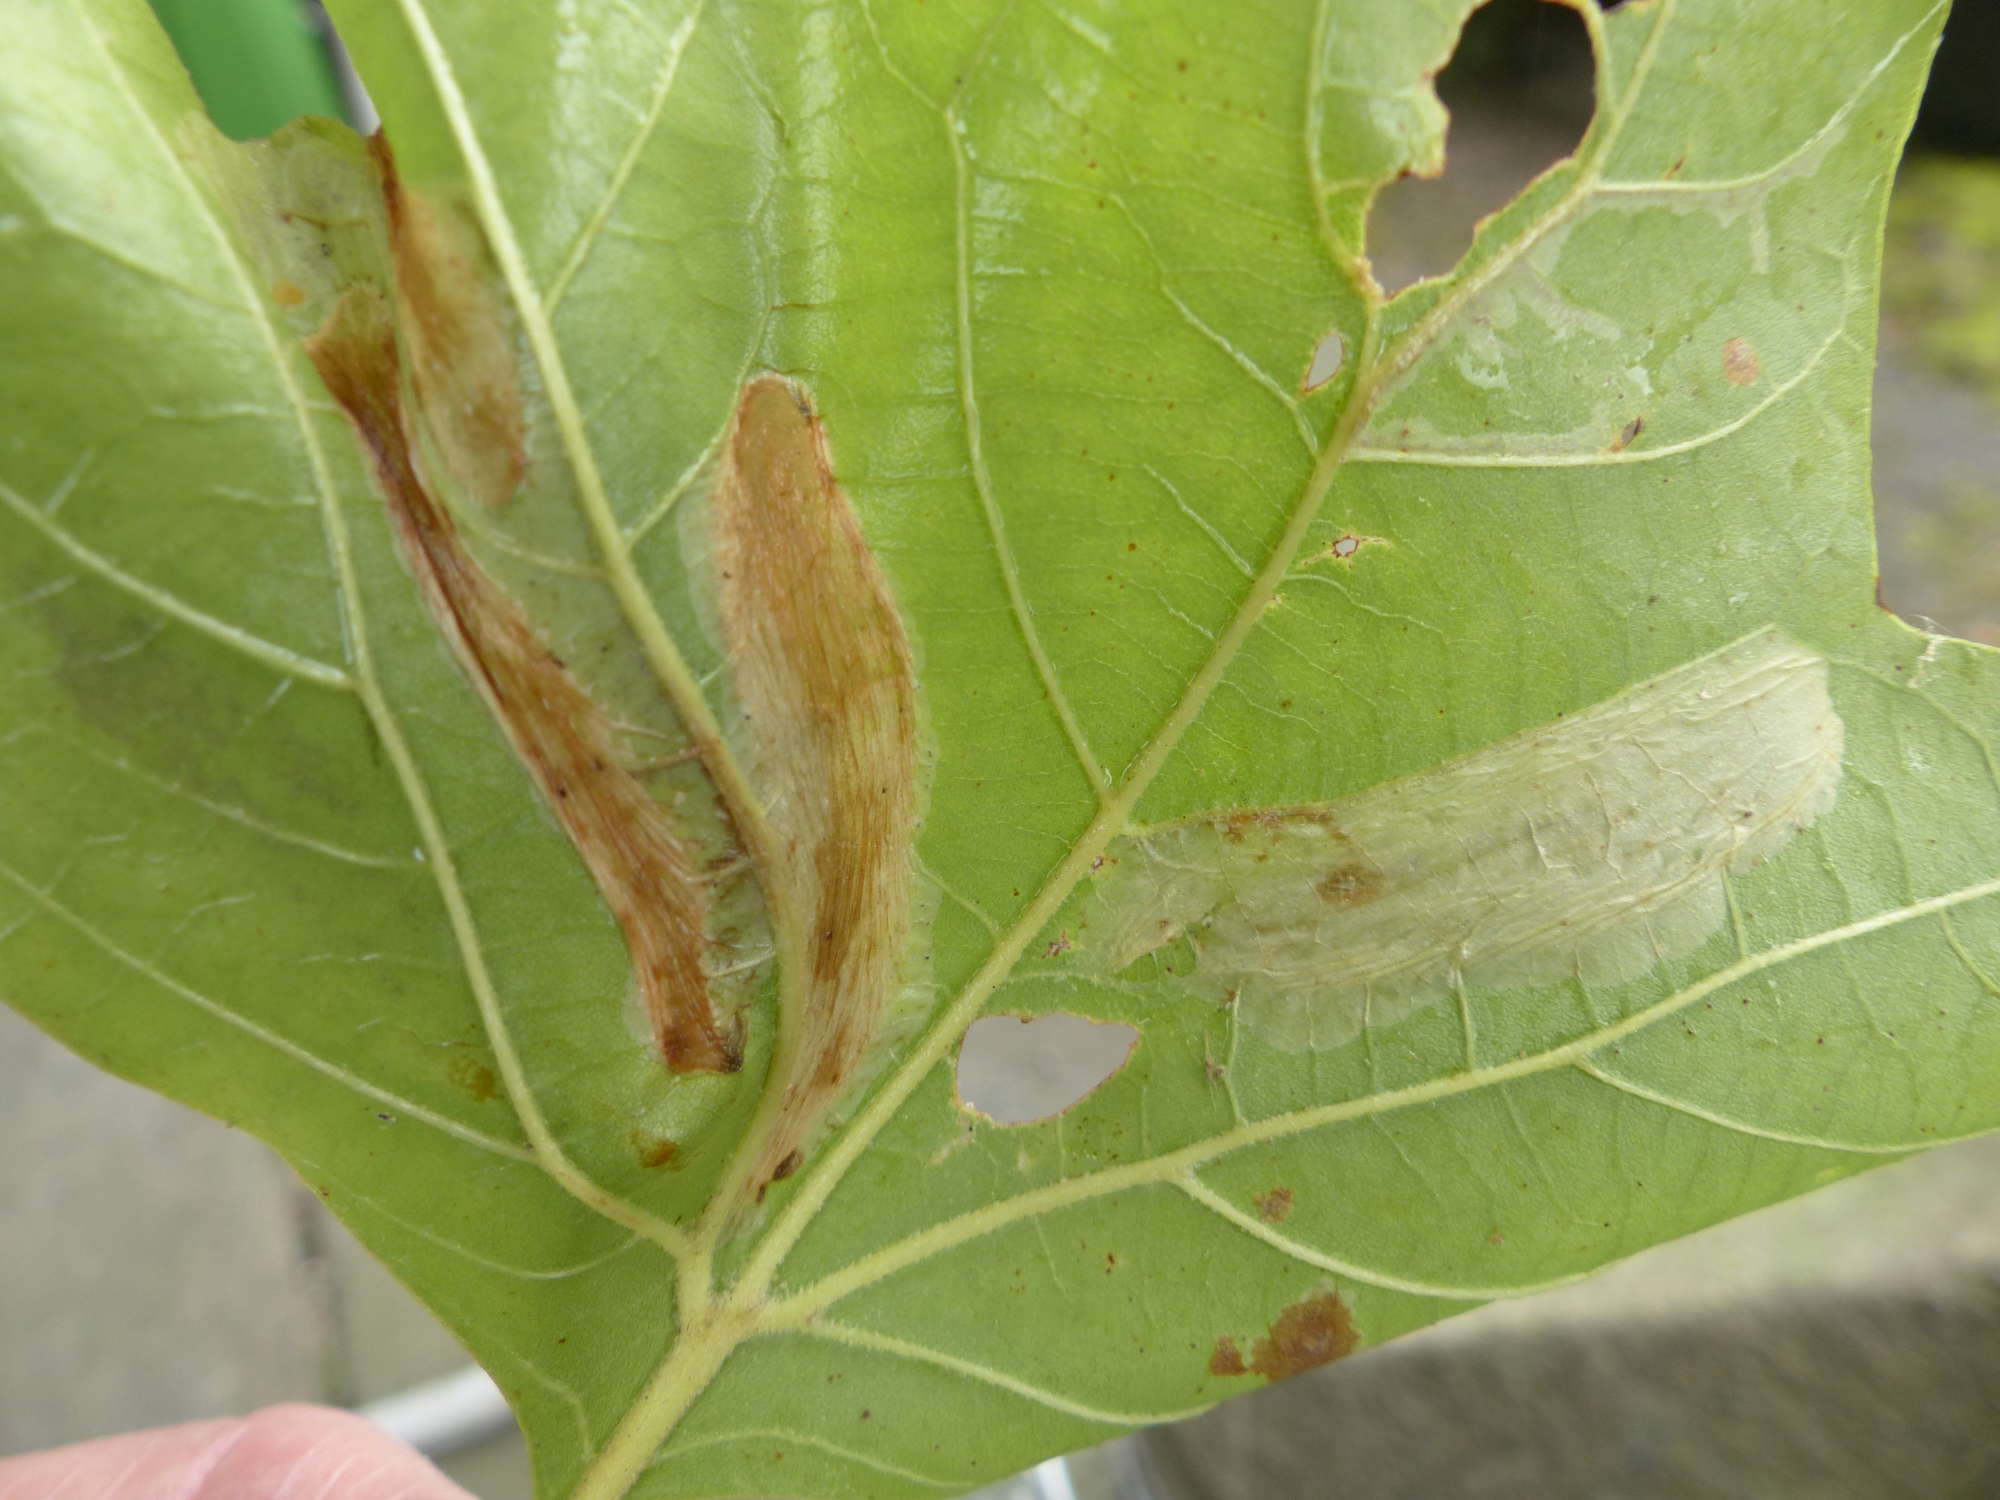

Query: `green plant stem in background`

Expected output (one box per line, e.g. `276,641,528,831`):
148,0,345,139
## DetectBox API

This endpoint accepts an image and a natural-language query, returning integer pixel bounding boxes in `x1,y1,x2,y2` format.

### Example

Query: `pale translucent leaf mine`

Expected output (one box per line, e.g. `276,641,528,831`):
3,2,1999,1499
1072,631,1842,1050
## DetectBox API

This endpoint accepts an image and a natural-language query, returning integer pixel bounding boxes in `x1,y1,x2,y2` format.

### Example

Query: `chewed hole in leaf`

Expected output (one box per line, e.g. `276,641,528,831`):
955,1014,1139,1126
1300,330,1348,394
1367,0,1597,293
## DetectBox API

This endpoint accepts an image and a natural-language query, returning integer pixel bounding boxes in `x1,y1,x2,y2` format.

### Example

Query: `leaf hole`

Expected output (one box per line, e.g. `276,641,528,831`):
954,1013,1138,1126
1366,0,1598,294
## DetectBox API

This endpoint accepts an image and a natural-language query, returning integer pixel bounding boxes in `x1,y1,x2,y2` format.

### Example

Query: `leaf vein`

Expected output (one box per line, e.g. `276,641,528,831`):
0,476,352,690
1178,1174,1581,1301
946,105,1112,798
543,0,710,313
1574,1058,1969,1154
772,872,2000,1320
1345,300,1845,468
0,854,536,1162
796,1321,1206,1428
654,1427,961,1490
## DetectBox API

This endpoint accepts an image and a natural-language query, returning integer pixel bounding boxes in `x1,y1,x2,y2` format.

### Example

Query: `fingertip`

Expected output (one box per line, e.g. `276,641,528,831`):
0,1404,476,1500
202,1404,478,1499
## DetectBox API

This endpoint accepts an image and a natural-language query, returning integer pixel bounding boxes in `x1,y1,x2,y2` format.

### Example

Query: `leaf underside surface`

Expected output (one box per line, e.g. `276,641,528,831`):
3,1,1996,1497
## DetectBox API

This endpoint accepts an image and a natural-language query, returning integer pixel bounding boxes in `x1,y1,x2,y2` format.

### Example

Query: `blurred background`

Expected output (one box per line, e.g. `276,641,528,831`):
4,1,1998,1495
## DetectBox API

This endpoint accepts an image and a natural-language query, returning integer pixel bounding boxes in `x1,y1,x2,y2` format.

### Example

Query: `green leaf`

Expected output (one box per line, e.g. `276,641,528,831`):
4,1,1996,1498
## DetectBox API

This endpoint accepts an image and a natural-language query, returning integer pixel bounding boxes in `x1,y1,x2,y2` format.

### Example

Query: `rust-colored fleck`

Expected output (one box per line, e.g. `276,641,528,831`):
367,135,525,508
307,289,737,1074
1217,805,1345,844
632,1132,681,1170
445,1053,498,1103
1208,1336,1247,1377
272,278,305,307
1611,415,1646,453
1043,930,1072,959
1249,1291,1357,1381
1722,336,1760,386
713,375,922,1192
1314,862,1383,906
1254,1187,1295,1223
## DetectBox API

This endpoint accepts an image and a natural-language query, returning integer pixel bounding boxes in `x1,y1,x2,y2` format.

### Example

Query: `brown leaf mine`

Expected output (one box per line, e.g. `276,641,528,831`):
1249,1292,1357,1381
1209,1290,1357,1383
713,377,921,1188
1722,336,1761,387
1073,630,1842,1050
1253,1187,1295,1224
307,289,736,1073
368,136,526,508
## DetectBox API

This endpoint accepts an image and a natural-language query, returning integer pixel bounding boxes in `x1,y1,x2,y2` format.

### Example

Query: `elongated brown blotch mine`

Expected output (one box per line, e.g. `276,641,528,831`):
307,288,738,1073
713,376,920,1189
366,136,525,509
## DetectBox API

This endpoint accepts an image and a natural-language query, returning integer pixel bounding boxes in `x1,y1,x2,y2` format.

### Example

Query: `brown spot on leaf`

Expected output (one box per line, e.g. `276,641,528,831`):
632,1132,681,1170
1314,862,1383,906
1249,1291,1357,1381
444,1053,498,1103
307,289,737,1074
1216,806,1346,845
1610,415,1645,453
271,278,305,307
367,135,525,508
1208,1336,1247,1377
1722,336,1760,386
714,376,922,1194
1253,1187,1295,1223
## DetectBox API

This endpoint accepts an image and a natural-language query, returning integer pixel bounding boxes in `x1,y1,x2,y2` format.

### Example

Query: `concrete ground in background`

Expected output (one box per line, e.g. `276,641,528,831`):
0,1004,531,1495
6,82,2000,1500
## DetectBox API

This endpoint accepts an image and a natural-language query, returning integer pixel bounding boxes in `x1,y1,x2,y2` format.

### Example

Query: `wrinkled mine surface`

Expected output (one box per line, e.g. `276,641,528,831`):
713,377,921,1189
368,136,526,509
308,290,738,1074
1070,630,1842,1049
